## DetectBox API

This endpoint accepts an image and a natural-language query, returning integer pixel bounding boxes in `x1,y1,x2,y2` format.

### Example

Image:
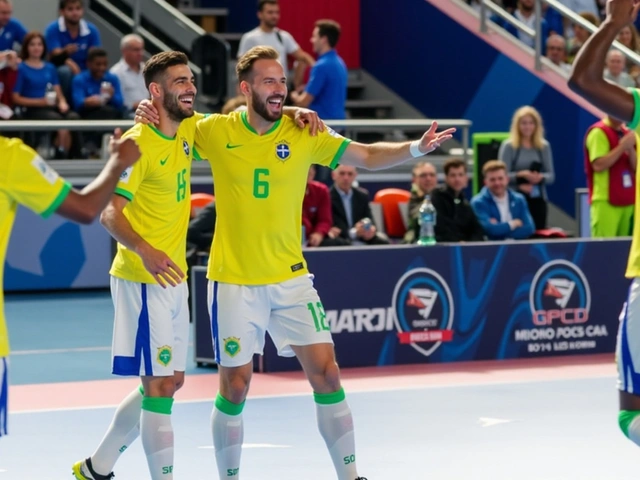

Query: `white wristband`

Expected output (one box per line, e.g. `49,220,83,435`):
410,140,424,158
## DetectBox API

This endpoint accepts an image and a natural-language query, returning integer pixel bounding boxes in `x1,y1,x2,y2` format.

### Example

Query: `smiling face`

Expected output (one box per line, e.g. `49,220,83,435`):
244,58,287,122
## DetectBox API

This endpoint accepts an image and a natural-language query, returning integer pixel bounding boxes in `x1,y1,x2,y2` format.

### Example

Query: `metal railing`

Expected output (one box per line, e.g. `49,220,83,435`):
478,0,640,71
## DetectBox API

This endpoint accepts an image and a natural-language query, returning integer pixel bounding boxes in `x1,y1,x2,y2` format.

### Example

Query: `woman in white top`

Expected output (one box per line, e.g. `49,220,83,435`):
498,106,555,230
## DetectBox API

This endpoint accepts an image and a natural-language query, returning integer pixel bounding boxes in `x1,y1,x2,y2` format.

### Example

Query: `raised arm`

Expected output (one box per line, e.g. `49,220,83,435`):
339,122,456,171
568,0,640,123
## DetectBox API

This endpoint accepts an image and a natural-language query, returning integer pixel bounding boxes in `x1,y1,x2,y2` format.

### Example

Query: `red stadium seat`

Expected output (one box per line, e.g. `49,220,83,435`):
190,193,215,218
373,188,411,238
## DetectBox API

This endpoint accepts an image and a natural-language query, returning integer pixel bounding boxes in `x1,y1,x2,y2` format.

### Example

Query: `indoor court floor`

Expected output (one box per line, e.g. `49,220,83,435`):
2,291,637,479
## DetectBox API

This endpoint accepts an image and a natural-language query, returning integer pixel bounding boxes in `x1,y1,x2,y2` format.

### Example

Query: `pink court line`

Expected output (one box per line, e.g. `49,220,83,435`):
10,354,615,414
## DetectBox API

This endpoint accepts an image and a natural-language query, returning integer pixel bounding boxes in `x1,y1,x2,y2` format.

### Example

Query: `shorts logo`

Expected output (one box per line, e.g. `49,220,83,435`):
224,337,241,357
157,346,172,366
530,260,590,326
391,267,455,357
275,140,290,162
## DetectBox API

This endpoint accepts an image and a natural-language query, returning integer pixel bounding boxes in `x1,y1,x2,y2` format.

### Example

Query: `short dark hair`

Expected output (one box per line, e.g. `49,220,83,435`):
20,31,47,61
86,47,108,64
443,158,466,175
257,0,277,11
315,19,341,48
143,51,189,89
59,0,82,9
236,45,279,83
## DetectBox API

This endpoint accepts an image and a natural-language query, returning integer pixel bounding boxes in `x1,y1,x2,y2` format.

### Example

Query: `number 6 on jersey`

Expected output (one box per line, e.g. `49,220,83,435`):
253,168,269,199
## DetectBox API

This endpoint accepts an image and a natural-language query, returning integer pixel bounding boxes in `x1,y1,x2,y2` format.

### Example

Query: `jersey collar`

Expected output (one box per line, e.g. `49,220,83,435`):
241,110,281,136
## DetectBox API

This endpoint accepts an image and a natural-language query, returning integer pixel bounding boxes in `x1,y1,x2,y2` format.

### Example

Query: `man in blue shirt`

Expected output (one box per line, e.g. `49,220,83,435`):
45,0,101,100
0,0,27,52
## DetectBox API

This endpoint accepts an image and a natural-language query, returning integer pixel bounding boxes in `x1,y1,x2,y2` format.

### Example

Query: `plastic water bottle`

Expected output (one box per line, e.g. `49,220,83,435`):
417,195,436,246
100,81,112,104
45,83,57,106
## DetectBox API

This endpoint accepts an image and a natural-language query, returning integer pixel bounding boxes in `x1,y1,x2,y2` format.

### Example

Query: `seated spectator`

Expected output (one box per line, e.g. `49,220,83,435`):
303,165,349,247
329,165,389,246
604,49,635,88
109,34,147,118
404,161,438,244
492,0,549,53
567,12,599,63
543,4,564,36
0,0,26,52
546,34,571,73
13,32,80,159
45,0,101,100
72,47,123,118
187,199,216,256
617,25,640,81
431,158,484,243
471,160,535,240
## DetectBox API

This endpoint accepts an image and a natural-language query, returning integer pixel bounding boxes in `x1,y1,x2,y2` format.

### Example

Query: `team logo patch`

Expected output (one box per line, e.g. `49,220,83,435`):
529,260,591,326
183,139,190,157
31,155,59,185
223,337,241,357
391,267,455,357
275,140,290,162
119,166,133,183
157,346,172,366
326,126,344,139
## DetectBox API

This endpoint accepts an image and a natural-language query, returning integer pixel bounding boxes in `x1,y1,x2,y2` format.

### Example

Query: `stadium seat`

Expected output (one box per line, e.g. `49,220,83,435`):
373,188,411,238
190,193,215,218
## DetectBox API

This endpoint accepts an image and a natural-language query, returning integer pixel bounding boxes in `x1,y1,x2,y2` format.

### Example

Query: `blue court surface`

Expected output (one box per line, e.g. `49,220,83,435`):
2,291,638,479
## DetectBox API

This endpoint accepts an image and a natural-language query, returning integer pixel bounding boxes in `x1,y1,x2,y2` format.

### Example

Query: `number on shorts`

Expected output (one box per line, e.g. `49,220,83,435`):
307,301,329,332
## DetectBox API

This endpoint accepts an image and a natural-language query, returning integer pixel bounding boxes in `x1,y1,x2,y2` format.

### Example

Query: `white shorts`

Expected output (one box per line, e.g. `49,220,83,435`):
207,274,333,367
0,357,7,436
111,277,190,377
617,278,640,393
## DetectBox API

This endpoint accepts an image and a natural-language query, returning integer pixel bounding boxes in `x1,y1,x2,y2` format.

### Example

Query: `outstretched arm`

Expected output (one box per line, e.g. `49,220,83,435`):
339,122,456,171
569,0,640,123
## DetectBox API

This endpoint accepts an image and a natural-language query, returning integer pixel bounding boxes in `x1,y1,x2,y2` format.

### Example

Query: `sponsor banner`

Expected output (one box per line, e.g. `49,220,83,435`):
192,240,631,372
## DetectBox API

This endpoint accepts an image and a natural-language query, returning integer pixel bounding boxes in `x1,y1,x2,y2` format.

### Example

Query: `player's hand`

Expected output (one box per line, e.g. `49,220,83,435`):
109,128,141,169
135,99,160,125
418,122,456,154
294,108,324,136
138,244,185,288
605,0,640,28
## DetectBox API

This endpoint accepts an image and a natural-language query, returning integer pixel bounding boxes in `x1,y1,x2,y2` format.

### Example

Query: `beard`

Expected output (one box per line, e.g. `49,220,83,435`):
251,89,284,123
163,93,193,123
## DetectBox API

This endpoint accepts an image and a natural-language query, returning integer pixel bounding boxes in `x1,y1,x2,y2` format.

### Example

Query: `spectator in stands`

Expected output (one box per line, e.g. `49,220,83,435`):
604,49,635,88
545,34,571,73
471,160,535,240
303,165,349,247
404,161,438,244
567,12,599,63
558,0,600,21
585,115,637,237
329,165,389,246
237,0,315,91
617,25,640,81
187,200,216,254
0,49,18,113
45,0,101,100
0,0,26,52
543,4,565,36
109,34,147,118
13,32,80,159
492,0,549,53
431,158,484,243
499,106,555,230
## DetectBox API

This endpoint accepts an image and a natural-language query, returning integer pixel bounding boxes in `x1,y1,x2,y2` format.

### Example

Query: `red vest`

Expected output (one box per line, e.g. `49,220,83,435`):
584,120,636,206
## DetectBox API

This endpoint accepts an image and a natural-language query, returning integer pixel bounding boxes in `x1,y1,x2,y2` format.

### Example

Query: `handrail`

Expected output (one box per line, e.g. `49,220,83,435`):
478,0,640,70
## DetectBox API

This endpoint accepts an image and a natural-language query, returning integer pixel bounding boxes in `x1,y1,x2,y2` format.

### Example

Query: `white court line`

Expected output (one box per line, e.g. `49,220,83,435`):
10,372,616,416
198,444,292,449
11,346,111,355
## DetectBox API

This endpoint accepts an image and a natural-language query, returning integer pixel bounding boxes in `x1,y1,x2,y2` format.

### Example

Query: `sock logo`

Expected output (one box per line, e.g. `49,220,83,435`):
343,454,356,465
223,337,241,357
227,468,240,476
162,466,173,474
119,445,128,453
157,346,173,366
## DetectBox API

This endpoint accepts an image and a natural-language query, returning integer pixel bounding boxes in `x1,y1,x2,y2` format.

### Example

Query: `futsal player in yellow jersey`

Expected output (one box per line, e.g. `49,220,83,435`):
0,133,141,438
194,46,455,480
570,0,640,454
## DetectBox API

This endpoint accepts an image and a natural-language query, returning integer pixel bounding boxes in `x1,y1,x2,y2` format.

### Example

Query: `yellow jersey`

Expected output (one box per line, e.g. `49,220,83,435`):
195,111,350,285
0,137,71,356
110,115,204,284
625,89,640,277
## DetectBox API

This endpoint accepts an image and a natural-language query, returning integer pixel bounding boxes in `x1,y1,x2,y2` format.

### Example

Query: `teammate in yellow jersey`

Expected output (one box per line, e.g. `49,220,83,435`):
570,0,640,454
196,46,452,480
0,132,140,439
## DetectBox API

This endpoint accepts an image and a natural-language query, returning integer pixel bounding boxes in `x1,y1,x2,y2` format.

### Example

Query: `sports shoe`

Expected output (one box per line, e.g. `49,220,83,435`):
72,458,114,480
355,477,368,480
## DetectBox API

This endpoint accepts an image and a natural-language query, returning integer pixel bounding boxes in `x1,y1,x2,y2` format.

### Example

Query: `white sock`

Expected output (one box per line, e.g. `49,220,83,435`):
315,388,359,480
90,386,143,474
141,397,174,479
211,393,244,479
